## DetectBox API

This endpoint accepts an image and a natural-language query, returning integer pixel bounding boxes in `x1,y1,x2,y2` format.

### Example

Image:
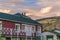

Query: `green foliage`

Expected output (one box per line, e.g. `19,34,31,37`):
0,34,3,40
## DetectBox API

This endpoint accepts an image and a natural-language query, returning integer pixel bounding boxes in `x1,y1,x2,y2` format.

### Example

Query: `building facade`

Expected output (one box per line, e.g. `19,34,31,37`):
0,12,42,40
42,29,60,40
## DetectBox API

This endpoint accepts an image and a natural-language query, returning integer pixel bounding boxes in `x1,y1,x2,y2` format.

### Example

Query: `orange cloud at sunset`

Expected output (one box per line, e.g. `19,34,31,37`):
21,7,53,19
0,9,11,13
40,6,52,14
0,0,60,20
56,12,60,16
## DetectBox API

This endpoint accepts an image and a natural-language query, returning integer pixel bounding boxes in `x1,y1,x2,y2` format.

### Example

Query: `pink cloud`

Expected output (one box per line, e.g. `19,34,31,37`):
0,0,60,20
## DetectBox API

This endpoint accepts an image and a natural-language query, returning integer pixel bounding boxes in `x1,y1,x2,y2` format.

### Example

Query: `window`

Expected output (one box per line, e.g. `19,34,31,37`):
38,26,41,31
15,24,20,31
21,24,25,30
0,21,2,30
32,25,35,32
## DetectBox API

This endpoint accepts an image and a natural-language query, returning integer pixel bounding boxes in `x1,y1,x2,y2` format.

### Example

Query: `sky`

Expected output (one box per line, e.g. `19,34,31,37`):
0,0,60,20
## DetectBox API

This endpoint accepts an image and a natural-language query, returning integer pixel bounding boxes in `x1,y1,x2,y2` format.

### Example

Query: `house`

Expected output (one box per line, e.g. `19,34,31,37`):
42,29,60,40
0,12,42,40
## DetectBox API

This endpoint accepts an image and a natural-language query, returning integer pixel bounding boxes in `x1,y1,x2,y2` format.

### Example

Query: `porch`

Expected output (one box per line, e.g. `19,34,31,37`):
0,35,36,40
0,27,37,40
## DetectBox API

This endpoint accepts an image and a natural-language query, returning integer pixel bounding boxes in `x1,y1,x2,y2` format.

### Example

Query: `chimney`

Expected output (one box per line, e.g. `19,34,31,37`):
22,12,26,16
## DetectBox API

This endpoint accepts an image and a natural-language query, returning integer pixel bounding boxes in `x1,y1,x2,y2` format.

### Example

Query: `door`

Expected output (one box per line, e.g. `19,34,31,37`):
6,37,11,40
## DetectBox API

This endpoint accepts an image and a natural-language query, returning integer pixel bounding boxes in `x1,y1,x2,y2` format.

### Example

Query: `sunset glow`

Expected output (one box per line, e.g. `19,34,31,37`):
0,0,59,19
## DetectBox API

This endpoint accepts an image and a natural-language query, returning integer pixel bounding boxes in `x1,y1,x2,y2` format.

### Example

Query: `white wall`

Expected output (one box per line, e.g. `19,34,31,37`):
25,24,42,37
42,32,57,40
25,25,32,36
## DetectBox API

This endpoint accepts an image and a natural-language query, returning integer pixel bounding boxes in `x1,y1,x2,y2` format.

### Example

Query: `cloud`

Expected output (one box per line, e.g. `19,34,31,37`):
0,0,26,9
0,9,11,13
0,0,27,14
36,0,60,8
22,5,60,20
21,7,53,19
1,0,60,20
56,11,60,16
40,6,52,14
27,0,59,19
0,9,15,14
0,0,59,20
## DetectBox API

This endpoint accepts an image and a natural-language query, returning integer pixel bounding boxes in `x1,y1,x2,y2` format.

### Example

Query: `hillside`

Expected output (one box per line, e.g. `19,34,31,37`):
37,16,60,31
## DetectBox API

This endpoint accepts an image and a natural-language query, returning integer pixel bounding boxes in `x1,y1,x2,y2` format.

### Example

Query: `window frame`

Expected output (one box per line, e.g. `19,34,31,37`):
32,25,36,32
21,24,25,30
38,26,41,31
15,24,20,31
